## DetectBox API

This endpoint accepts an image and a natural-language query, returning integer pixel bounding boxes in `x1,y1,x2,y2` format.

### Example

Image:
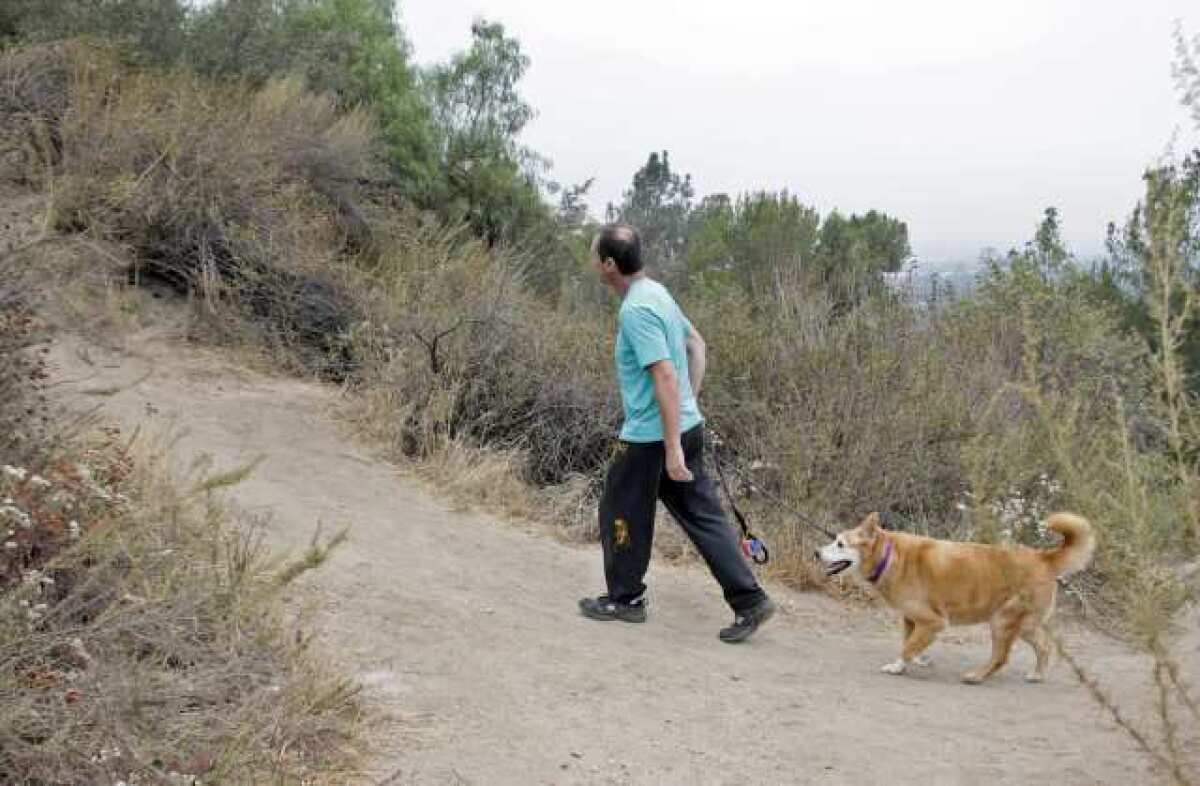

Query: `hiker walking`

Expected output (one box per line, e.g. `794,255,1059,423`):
578,223,776,642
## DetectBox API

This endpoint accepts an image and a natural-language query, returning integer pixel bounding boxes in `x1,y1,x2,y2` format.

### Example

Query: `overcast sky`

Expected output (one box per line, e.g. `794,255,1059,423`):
404,1,1197,268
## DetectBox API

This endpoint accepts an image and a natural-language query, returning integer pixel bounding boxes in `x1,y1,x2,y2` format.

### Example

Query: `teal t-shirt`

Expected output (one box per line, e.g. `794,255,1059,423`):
615,278,703,442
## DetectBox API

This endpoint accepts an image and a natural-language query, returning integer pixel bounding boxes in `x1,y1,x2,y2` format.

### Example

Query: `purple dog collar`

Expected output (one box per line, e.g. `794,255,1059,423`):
867,538,894,584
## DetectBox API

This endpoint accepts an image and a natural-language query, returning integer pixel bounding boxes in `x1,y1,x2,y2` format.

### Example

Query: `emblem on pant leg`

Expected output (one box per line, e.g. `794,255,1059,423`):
614,517,630,550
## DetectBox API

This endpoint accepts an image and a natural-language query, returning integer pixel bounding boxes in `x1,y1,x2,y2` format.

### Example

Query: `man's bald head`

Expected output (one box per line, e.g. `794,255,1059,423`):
594,223,643,275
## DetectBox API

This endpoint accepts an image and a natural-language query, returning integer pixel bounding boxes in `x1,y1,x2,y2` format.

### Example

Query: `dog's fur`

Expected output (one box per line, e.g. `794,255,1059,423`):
817,511,1095,684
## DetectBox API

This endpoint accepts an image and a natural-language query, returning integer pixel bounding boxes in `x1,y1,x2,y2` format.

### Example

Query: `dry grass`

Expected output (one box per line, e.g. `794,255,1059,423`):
0,428,363,785
2,40,380,380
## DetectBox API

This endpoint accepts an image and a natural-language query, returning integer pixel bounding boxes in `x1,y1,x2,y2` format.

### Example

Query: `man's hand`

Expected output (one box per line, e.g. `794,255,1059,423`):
666,442,694,482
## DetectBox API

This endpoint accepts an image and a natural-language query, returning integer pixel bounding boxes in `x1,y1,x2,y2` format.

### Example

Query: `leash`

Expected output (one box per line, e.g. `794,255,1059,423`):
706,427,837,564
709,435,770,564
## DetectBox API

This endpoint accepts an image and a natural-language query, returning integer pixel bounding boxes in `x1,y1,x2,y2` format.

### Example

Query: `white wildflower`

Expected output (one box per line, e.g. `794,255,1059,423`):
954,502,968,511
29,475,50,488
2,506,32,529
22,569,41,585
33,603,47,612
2,465,26,481
4,540,17,550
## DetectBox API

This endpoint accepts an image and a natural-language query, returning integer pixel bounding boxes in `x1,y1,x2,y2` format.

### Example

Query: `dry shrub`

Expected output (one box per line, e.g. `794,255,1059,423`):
689,285,976,524
0,235,53,468
0,40,83,184
0,429,362,784
2,41,380,379
347,214,619,487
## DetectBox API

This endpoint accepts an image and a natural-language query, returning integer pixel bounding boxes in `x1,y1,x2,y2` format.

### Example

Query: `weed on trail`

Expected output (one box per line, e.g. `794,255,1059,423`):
0,429,362,785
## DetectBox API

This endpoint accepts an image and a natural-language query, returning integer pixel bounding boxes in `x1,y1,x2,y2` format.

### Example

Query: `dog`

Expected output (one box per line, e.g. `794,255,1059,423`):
816,511,1095,684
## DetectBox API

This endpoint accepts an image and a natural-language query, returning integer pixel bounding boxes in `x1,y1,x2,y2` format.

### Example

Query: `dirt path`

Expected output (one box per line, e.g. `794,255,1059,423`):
44,327,1163,786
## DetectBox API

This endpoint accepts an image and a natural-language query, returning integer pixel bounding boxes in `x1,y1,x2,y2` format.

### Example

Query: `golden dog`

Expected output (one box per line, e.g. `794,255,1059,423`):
817,511,1094,683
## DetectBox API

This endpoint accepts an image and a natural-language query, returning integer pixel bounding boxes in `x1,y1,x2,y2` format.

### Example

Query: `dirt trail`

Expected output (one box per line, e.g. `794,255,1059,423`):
43,326,1164,786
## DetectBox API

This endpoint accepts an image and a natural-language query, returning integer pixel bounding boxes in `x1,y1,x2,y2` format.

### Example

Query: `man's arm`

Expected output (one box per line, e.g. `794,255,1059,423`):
649,360,694,482
685,324,706,398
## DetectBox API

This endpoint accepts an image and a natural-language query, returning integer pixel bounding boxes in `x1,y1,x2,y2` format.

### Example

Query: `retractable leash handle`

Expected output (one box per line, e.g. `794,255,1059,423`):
741,535,770,565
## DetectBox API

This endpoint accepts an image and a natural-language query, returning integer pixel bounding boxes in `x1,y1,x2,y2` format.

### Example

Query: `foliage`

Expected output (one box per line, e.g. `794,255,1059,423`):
192,0,437,195
0,0,189,64
607,151,695,286
4,42,378,378
0,433,360,784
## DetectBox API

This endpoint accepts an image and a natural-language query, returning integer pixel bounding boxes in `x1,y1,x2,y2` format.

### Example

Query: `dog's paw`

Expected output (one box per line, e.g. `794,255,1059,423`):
912,654,934,668
1024,671,1045,684
960,670,986,685
880,660,908,675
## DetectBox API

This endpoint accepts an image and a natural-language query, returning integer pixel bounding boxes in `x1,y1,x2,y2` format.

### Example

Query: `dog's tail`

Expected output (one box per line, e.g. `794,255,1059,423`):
1040,512,1095,577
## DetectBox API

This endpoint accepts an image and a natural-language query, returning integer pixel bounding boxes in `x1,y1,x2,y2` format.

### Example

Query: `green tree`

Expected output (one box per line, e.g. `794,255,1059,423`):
1174,22,1200,130
1,0,189,62
186,0,288,77
683,193,735,289
1102,152,1200,390
424,18,551,245
189,0,436,193
608,151,694,285
814,208,910,306
728,190,821,297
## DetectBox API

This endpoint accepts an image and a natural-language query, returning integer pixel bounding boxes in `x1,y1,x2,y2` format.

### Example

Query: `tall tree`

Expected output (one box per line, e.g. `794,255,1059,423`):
815,208,910,302
424,18,550,245
1103,152,1200,387
608,151,694,284
1175,22,1200,130
729,190,821,297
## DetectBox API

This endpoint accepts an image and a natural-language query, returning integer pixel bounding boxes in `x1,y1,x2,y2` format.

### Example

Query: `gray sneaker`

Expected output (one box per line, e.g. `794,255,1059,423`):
719,597,776,643
578,595,647,623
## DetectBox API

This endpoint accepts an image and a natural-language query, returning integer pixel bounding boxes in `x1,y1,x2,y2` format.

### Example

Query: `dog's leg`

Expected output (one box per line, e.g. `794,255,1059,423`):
962,612,1021,684
900,618,933,667
883,616,944,675
1020,621,1051,682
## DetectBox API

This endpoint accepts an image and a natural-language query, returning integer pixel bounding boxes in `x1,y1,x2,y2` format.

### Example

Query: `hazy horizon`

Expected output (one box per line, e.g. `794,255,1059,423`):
404,1,1198,269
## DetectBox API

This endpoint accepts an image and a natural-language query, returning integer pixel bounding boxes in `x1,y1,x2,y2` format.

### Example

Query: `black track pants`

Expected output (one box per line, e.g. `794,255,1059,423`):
598,425,767,612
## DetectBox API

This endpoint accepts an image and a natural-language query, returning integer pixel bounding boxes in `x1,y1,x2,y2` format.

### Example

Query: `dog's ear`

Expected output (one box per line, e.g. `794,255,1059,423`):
860,512,882,534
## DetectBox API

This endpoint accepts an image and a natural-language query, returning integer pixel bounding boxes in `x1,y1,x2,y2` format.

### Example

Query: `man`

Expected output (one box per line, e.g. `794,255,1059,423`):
578,223,776,643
